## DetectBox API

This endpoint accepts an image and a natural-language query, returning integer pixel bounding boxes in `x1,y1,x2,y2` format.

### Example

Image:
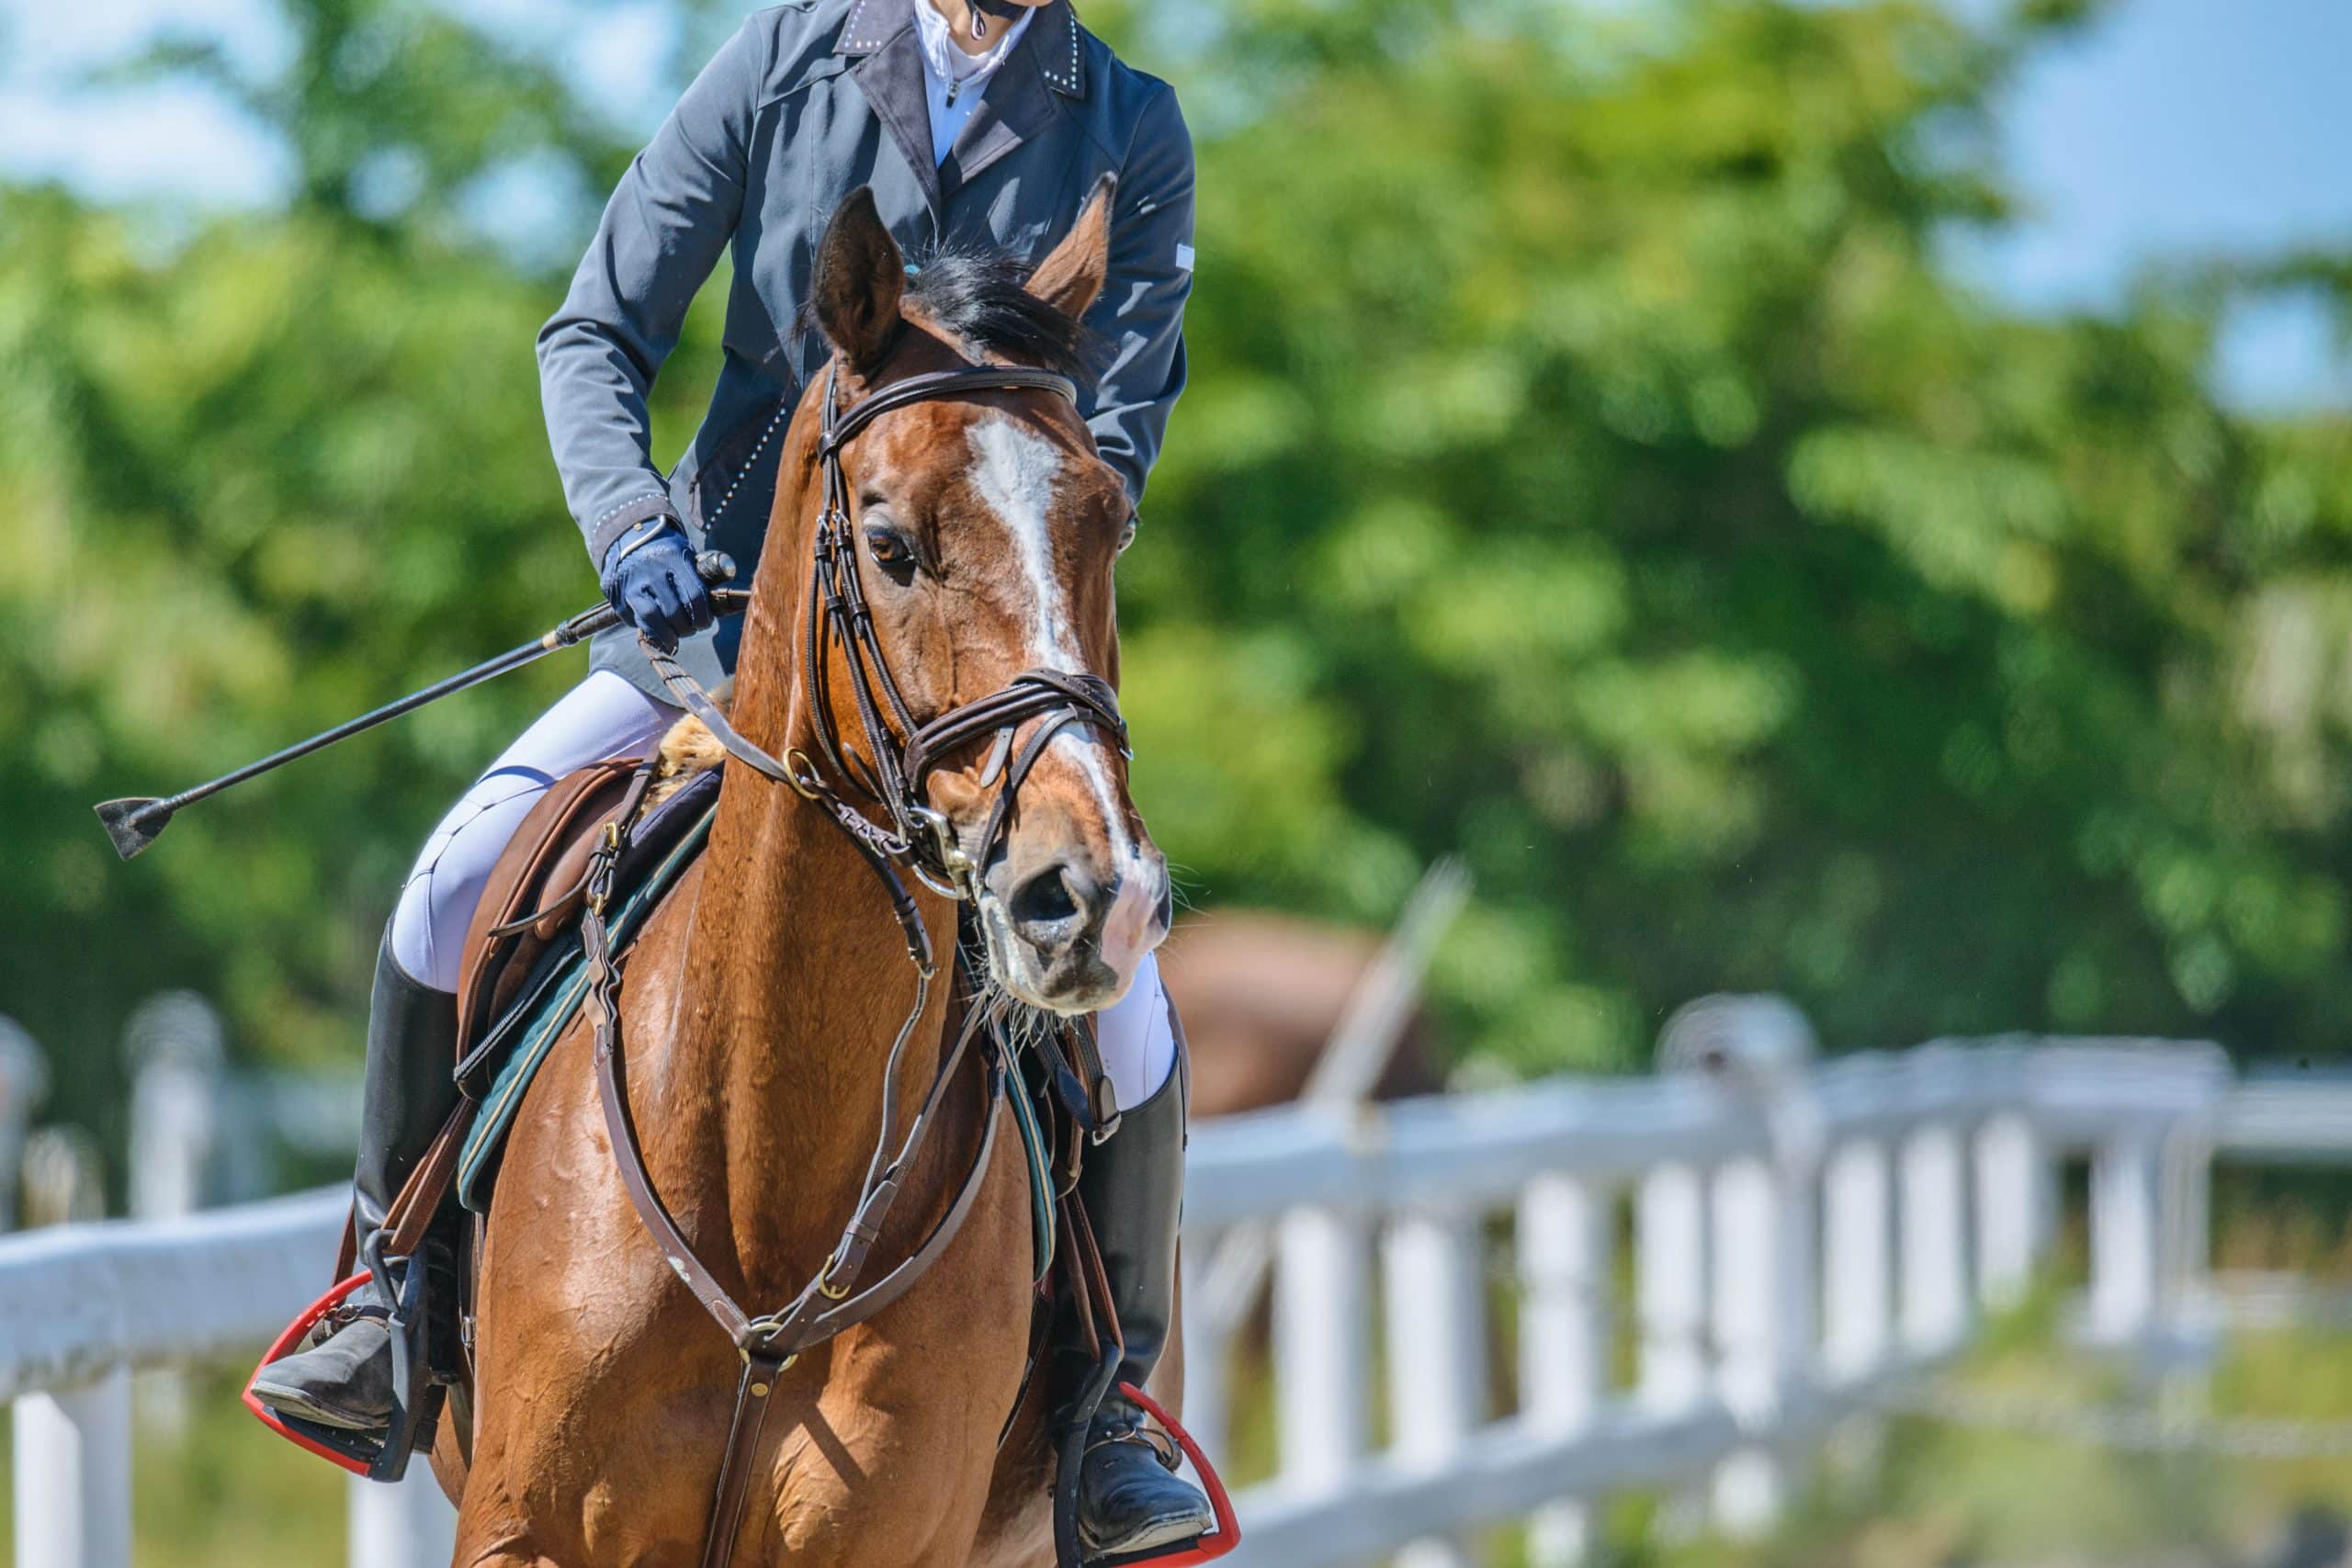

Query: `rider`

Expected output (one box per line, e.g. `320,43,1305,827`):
248,0,1205,1552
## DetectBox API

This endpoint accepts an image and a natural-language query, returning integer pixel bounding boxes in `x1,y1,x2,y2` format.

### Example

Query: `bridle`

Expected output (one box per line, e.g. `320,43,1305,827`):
651,361,1130,919
603,356,1135,1568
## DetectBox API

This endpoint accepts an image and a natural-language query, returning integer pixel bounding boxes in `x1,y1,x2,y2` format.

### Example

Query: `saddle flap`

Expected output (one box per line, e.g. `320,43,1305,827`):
456,757,649,1055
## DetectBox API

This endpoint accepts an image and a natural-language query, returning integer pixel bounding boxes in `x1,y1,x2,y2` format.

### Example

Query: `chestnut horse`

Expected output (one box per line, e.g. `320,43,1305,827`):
1162,911,1443,1119
435,186,1173,1567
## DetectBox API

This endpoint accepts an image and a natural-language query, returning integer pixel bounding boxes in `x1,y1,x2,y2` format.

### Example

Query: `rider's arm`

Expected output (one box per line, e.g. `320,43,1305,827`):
538,21,766,565
1085,83,1196,515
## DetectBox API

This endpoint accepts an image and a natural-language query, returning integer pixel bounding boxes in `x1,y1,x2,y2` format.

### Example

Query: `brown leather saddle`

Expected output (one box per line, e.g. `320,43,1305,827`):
455,754,655,1068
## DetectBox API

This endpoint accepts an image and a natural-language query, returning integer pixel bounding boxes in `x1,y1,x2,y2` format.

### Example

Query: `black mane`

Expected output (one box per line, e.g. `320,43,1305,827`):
906,241,1099,381
801,238,1101,383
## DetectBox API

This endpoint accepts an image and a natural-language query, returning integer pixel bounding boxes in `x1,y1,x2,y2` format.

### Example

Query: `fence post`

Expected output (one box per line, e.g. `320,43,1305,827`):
1898,1100,1970,1356
1663,996,1820,1538
1519,1173,1609,1568
2089,1124,2161,1347
1633,1152,1712,1537
1708,1160,1783,1533
126,993,225,1224
15,1371,134,1568
1822,1139,1892,1381
1973,1111,2041,1312
0,1017,47,1232
1385,1203,1486,1568
1635,1162,1708,1418
1274,1202,1372,1493
350,1467,461,1568
1181,1232,1232,1467
125,992,225,1438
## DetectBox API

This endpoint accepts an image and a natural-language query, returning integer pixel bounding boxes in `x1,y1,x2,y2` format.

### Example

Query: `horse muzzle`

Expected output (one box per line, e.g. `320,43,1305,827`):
979,847,1170,1015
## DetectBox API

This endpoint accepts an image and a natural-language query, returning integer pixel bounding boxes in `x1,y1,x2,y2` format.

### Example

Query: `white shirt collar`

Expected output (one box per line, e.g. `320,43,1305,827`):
912,1,1033,88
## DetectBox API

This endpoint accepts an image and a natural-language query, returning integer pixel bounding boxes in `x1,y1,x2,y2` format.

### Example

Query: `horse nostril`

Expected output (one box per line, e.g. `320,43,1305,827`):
1010,864,1083,931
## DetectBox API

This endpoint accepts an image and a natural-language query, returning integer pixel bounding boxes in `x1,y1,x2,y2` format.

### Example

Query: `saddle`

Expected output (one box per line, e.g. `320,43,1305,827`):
455,754,650,1056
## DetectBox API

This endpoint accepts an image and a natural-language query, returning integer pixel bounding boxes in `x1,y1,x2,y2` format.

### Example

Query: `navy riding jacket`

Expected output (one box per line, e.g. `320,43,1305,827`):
538,0,1196,692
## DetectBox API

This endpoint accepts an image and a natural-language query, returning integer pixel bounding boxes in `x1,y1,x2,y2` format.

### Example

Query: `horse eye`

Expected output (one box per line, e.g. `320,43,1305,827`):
865,526,917,575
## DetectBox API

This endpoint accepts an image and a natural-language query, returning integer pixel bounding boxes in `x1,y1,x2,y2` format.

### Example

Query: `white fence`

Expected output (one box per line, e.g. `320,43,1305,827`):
0,998,2290,1568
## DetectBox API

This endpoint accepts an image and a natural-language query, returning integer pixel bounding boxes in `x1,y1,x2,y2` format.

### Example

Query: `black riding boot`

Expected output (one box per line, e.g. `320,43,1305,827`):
248,928,459,1431
1057,1041,1213,1558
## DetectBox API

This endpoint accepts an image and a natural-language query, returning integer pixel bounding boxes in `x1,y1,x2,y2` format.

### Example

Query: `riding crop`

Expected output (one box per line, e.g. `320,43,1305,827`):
94,552,741,862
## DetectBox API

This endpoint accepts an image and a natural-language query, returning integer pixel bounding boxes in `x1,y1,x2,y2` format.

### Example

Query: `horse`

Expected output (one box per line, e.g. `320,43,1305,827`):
1161,911,1443,1120
432,183,1173,1568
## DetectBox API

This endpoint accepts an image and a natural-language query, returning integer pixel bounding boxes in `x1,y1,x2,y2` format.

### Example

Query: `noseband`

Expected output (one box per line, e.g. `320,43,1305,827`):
613,359,1137,1568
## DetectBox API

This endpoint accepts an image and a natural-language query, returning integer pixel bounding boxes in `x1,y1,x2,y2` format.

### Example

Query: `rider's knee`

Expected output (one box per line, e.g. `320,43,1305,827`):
389,771,551,993
1095,950,1177,1114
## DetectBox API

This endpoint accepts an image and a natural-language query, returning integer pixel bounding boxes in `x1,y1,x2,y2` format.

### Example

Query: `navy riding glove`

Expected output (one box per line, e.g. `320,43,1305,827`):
599,523,716,656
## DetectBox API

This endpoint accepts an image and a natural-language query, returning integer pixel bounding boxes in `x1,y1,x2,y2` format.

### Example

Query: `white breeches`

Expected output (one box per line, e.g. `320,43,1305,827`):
389,671,1175,1112
390,671,679,994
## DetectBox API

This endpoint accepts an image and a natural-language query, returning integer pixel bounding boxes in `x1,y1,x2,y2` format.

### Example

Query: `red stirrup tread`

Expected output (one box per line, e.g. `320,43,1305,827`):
1092,1382,1242,1568
243,1272,382,1478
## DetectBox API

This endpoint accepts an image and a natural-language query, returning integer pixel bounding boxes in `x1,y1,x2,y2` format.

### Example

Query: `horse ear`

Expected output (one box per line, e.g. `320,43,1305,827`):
812,186,906,376
1026,174,1115,321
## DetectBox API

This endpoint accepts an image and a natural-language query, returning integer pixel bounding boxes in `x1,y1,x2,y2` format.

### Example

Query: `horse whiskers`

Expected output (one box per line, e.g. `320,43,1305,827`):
1153,857,1204,918
986,982,1049,1056
968,972,1054,1064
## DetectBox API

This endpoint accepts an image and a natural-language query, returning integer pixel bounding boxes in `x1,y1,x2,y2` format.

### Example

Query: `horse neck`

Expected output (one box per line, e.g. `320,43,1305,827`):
668,437,961,1280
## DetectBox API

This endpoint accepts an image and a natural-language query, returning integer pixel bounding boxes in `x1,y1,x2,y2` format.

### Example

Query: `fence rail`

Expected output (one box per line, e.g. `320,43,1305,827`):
0,1001,2303,1568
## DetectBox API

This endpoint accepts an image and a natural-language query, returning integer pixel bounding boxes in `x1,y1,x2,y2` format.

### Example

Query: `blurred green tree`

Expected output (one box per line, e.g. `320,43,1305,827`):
3,0,2348,1147
1116,0,2352,1071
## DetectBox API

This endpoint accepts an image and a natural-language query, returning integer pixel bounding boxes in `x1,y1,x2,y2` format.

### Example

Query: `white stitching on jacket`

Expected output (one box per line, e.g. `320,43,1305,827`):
594,491,671,527
1041,7,1080,92
842,0,876,49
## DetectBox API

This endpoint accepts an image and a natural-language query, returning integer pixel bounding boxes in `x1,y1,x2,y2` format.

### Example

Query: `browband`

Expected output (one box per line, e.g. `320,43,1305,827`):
821,366,1080,457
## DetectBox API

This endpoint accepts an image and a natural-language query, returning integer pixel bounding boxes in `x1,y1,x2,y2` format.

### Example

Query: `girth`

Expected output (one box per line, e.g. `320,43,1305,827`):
595,358,1132,1568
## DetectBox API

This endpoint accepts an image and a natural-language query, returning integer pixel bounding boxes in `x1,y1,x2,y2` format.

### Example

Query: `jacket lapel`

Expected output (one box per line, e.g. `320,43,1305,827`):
942,0,1083,197
842,0,944,221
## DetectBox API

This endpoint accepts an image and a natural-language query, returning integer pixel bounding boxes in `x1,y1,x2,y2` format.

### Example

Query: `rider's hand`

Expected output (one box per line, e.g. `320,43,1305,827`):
600,523,717,656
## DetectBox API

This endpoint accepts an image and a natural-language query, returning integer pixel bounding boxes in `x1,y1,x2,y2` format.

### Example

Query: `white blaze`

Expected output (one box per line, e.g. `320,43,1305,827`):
965,414,1155,927
967,416,1078,666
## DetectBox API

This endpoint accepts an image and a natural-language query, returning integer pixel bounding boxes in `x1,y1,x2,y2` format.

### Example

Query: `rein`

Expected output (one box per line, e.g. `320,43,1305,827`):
592,358,1130,1568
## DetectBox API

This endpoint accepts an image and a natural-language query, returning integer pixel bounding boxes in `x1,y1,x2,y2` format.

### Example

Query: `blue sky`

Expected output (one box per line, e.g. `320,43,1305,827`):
3,0,2346,406
1954,0,2352,407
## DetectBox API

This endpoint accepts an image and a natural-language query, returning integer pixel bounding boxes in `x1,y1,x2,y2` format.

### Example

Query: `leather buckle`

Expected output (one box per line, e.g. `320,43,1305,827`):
783,747,827,803
738,1345,798,1393
585,820,622,916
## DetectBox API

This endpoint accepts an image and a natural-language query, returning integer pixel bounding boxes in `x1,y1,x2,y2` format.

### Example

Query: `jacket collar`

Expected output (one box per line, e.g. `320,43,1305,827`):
941,17,1065,193
840,0,1085,220
836,0,1086,100
844,5,947,217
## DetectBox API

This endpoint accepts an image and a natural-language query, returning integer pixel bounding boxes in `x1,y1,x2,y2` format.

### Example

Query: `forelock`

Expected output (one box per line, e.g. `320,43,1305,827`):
900,243,1101,383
